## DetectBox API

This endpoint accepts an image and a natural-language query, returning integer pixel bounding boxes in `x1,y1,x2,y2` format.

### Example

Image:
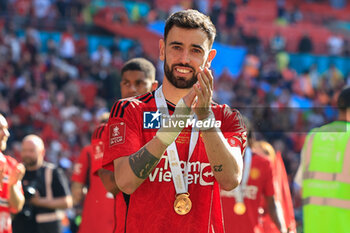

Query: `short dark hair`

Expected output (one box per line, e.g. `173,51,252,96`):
164,9,216,47
337,86,350,111
121,58,156,81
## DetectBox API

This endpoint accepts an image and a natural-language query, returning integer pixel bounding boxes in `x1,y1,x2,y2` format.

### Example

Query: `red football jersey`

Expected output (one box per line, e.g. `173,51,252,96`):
103,91,247,233
72,139,115,233
221,154,274,233
0,153,22,233
90,124,128,233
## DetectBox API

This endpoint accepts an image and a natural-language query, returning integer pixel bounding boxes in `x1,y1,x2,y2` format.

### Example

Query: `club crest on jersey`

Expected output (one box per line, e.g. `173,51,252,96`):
250,168,260,180
110,122,125,146
143,110,161,129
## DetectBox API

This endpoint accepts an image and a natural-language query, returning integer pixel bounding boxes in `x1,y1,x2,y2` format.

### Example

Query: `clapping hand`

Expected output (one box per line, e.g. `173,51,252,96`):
183,67,214,120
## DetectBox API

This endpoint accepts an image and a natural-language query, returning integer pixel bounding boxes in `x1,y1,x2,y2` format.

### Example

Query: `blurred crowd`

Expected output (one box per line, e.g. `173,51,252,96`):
0,24,128,165
0,0,349,232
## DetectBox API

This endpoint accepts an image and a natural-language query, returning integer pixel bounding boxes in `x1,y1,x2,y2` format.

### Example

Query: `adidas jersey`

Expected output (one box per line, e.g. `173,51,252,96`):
103,91,247,233
72,124,115,233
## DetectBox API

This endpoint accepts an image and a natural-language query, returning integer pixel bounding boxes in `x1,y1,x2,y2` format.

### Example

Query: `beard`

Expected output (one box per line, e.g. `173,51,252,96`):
164,57,198,89
22,157,37,168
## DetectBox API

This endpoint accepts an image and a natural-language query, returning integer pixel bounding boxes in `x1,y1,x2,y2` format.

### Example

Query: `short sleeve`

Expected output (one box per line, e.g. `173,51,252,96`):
220,105,247,153
102,99,142,171
91,124,107,176
52,167,71,197
71,145,91,184
262,160,275,197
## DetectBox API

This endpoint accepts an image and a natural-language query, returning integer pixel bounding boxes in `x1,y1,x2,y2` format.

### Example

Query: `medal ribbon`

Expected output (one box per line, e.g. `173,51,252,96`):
155,86,199,194
234,147,252,203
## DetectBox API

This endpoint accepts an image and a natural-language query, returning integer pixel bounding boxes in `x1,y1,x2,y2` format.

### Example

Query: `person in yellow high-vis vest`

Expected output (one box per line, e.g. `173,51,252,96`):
295,86,350,233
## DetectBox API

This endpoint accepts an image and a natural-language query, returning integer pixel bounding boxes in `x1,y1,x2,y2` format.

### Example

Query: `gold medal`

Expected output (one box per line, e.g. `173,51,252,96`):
174,193,192,215
233,202,246,215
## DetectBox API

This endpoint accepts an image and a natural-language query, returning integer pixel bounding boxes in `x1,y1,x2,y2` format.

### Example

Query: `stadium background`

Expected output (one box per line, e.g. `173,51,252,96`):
0,0,349,232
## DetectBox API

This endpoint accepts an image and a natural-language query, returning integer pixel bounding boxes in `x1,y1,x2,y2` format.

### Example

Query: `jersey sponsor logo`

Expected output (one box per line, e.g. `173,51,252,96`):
220,185,259,200
143,110,161,129
148,155,215,186
109,122,126,146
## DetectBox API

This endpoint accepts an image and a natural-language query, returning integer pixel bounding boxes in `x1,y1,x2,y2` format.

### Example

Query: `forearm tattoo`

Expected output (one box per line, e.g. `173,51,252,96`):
213,165,223,172
129,147,159,179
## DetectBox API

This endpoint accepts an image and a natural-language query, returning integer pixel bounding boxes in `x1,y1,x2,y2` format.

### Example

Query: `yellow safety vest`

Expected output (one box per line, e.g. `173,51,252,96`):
302,121,350,233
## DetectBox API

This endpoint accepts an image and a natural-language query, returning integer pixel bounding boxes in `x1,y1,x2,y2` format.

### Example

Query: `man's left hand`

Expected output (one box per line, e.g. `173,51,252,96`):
193,67,214,120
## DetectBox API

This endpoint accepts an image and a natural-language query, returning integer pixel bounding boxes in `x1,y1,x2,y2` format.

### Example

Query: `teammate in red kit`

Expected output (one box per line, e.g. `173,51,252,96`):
103,10,247,233
0,114,25,233
72,57,158,233
96,57,158,194
90,123,128,233
221,120,286,233
71,113,115,233
254,141,296,233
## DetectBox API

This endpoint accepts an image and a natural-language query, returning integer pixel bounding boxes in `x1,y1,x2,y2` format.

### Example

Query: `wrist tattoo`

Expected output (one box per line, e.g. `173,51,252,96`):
129,147,159,179
213,165,223,172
